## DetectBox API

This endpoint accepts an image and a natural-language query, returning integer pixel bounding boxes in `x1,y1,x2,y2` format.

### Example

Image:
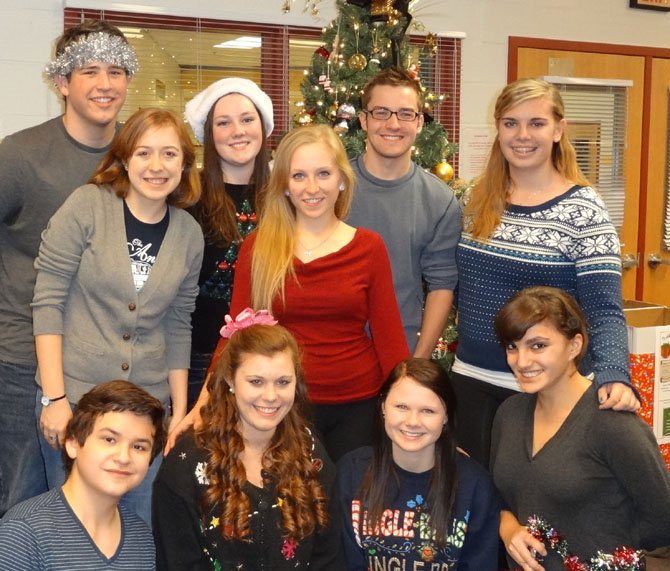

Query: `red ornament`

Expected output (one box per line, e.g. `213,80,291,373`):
239,213,248,222
315,46,330,59
250,213,257,222
218,261,229,270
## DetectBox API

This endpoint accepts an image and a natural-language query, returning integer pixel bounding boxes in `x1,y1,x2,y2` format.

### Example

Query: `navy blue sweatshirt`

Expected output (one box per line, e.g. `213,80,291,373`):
337,447,502,570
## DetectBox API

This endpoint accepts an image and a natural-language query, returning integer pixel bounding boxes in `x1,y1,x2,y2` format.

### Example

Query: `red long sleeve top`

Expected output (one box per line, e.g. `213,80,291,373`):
210,228,409,404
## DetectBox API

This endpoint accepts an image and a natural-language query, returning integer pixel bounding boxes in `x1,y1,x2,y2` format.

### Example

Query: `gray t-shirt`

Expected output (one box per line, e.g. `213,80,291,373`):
0,117,111,364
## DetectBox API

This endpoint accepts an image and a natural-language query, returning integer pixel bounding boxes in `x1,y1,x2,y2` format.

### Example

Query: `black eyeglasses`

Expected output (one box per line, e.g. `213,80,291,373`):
364,107,421,122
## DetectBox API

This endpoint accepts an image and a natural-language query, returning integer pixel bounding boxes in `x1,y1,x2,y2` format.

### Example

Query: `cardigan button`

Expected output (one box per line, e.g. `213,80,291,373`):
122,333,130,341
121,363,129,371
128,303,136,311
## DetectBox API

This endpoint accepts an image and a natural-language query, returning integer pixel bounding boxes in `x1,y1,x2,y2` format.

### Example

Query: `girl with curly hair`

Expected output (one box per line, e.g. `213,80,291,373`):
153,314,342,570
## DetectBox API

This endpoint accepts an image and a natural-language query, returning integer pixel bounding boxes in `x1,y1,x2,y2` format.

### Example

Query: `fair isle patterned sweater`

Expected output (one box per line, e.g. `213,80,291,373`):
456,185,631,387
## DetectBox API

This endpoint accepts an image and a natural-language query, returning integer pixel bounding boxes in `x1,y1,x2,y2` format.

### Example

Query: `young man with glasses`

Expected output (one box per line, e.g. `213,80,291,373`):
348,67,462,358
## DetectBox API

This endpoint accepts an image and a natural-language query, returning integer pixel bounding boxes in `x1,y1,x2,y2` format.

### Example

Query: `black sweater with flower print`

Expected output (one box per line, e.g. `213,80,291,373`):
153,430,344,571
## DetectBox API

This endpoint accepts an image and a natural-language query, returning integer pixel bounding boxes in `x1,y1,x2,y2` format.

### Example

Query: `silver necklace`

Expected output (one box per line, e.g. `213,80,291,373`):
297,221,340,258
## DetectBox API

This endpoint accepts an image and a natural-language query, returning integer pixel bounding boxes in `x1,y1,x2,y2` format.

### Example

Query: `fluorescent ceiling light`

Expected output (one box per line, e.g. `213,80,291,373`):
214,36,261,49
118,27,144,38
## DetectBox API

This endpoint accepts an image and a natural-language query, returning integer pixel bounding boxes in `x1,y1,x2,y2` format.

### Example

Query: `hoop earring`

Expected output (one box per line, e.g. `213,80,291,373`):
338,182,345,192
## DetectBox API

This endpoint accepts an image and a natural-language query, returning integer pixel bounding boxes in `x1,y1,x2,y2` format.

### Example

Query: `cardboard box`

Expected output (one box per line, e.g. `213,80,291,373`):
624,301,670,468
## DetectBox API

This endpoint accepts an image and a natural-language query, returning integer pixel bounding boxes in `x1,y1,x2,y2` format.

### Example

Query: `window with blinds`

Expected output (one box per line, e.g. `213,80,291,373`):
64,8,461,168
543,76,630,234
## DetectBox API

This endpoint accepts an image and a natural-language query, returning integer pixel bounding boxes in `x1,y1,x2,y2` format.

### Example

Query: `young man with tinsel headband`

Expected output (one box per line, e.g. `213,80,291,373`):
0,20,137,516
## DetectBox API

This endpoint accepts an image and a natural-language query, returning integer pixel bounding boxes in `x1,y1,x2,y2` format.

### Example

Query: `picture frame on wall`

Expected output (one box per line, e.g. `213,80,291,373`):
630,0,670,11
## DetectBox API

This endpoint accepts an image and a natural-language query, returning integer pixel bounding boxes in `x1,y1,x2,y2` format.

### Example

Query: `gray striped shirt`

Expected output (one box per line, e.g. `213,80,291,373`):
0,488,155,570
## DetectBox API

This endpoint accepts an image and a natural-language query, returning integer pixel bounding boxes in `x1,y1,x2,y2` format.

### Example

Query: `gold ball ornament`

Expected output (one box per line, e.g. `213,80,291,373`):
348,53,367,71
433,161,454,182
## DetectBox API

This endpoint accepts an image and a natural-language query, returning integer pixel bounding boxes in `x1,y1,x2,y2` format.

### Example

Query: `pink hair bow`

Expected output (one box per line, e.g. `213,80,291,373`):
220,308,278,339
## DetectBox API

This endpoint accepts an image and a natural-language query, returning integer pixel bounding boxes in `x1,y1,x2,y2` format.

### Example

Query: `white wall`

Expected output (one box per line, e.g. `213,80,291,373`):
2,0,669,175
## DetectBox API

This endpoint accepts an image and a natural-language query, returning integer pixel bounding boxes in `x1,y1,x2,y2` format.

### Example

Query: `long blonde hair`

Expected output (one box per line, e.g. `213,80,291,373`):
465,78,589,240
250,125,355,310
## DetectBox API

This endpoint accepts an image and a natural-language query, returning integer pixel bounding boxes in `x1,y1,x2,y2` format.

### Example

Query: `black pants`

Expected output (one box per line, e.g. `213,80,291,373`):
312,396,378,462
187,352,213,411
450,371,517,470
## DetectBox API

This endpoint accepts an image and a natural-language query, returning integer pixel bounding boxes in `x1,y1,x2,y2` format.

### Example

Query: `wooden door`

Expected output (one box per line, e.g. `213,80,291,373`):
514,47,645,301
642,58,670,305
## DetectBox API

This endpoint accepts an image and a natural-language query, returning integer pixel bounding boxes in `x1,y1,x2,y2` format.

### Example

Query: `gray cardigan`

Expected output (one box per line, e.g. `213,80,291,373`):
32,184,204,404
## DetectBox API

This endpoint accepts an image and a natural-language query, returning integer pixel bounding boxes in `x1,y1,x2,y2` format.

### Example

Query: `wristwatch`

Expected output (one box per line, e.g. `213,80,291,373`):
40,394,67,407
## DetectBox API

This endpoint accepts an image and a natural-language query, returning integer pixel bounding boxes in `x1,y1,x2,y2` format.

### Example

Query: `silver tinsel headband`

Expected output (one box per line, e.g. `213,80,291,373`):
45,32,139,78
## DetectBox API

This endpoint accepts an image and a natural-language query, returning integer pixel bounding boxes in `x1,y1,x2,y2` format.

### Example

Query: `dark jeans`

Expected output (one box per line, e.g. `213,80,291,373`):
312,396,378,463
450,371,517,470
187,352,212,411
0,360,47,516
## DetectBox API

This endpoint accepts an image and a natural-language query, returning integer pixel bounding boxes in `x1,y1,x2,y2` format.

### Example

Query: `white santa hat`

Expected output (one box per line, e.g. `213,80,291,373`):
185,77,274,143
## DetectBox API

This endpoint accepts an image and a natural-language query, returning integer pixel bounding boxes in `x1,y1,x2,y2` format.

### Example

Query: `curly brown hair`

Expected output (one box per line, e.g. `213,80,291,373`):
195,324,328,541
